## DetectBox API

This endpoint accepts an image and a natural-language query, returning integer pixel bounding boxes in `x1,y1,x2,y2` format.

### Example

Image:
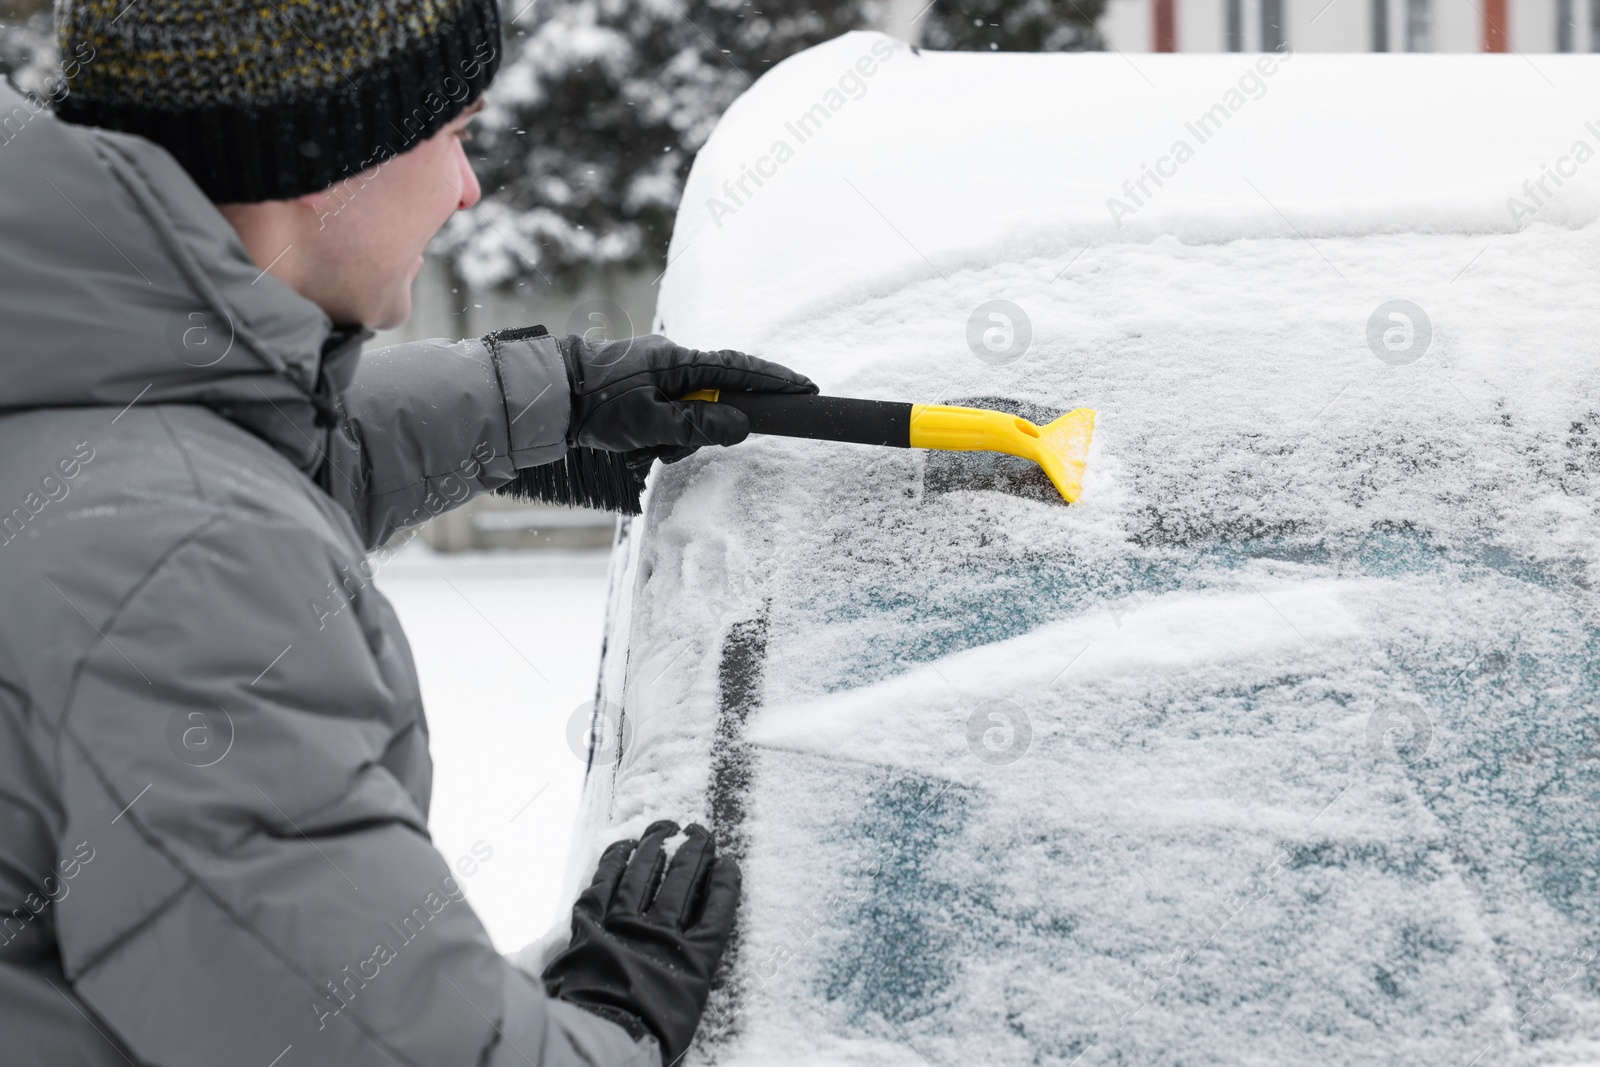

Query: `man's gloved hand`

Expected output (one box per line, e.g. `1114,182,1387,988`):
543,821,740,1065
558,333,816,463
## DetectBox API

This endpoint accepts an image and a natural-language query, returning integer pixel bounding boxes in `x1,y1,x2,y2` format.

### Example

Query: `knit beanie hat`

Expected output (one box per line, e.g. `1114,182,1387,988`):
52,0,502,203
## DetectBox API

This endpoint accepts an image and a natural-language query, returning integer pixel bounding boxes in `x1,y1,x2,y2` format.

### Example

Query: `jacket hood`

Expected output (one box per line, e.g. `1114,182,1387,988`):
0,80,368,472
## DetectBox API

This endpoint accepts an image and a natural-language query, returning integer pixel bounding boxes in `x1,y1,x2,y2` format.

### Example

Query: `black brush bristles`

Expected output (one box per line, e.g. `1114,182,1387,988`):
495,446,648,515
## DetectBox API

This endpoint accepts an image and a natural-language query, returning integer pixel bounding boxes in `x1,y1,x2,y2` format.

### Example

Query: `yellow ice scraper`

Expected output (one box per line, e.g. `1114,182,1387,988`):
679,390,1096,503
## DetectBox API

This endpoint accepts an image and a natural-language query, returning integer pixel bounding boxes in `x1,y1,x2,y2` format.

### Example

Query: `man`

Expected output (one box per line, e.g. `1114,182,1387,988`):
0,1,814,1064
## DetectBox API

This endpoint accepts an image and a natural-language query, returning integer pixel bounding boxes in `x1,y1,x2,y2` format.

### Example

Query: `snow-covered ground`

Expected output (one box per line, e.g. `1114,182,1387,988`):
570,33,1600,1067
373,542,612,953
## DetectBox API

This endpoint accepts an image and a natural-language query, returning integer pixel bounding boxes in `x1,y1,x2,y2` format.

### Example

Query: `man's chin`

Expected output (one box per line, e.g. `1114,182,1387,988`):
367,289,414,332
367,258,426,330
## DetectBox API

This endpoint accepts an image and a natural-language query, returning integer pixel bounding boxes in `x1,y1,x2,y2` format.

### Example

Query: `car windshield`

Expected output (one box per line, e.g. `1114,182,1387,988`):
573,37,1600,1066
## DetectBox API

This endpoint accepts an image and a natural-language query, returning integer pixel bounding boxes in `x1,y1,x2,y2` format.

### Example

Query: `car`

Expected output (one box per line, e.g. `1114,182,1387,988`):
553,33,1600,1065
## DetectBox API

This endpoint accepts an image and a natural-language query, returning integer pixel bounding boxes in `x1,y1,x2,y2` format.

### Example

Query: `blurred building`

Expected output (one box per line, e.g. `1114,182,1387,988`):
1100,0,1592,51
370,258,647,552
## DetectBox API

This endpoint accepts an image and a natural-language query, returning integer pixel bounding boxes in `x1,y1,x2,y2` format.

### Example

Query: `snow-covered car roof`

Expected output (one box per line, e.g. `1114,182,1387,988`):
563,33,1600,1065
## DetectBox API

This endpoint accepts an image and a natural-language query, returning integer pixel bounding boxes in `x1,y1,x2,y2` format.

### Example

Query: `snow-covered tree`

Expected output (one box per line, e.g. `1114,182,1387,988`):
0,0,53,89
439,0,878,291
921,0,1105,53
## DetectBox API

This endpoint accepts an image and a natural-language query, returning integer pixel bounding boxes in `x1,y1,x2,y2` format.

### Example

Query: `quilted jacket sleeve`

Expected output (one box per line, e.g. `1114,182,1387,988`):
323,328,572,550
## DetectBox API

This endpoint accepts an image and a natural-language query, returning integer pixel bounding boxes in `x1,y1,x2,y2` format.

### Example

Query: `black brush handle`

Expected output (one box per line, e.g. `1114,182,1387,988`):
709,392,912,448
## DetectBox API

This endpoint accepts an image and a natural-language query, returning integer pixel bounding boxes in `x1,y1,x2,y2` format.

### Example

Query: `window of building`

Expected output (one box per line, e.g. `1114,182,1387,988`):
1405,0,1431,50
1262,0,1285,49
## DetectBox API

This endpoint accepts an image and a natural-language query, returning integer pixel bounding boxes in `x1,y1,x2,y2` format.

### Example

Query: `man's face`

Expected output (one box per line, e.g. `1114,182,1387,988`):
294,101,484,330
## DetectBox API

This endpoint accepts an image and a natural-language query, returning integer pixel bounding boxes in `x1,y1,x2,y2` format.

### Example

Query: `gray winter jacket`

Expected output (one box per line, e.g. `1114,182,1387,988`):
0,81,653,1067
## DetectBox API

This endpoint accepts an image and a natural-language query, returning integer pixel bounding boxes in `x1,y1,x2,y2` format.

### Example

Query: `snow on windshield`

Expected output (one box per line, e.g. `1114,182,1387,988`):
560,34,1600,1066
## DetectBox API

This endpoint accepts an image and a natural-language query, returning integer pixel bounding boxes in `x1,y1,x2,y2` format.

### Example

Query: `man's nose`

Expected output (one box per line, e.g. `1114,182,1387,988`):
455,141,482,211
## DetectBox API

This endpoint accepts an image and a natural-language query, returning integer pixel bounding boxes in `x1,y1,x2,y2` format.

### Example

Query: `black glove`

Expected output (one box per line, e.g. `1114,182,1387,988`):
542,821,741,1065
558,333,816,461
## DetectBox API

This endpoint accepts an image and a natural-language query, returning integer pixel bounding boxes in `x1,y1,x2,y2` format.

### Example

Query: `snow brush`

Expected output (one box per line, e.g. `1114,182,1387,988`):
497,393,1095,515
681,390,1096,504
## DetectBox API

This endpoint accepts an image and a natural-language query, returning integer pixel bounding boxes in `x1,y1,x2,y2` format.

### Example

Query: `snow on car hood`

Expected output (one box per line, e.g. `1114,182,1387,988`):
560,33,1600,1066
